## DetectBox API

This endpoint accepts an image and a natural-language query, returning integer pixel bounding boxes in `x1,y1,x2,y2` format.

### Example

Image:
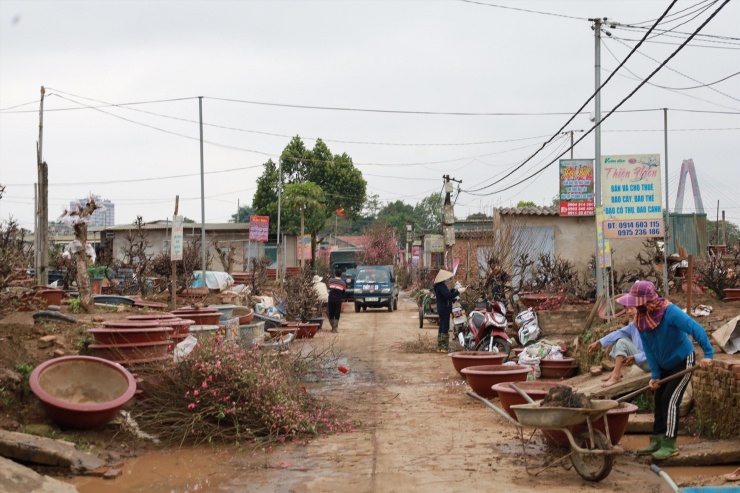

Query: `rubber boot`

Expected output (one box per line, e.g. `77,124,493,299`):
652,437,679,460
636,434,662,456
437,334,448,353
331,320,338,333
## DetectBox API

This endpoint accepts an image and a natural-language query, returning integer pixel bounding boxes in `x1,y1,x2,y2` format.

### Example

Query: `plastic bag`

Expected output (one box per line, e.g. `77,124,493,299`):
547,346,564,360
174,335,198,363
518,353,541,379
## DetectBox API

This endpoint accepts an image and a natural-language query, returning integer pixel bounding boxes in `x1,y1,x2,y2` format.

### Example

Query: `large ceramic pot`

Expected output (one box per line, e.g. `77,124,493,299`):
34,288,64,307
209,304,236,320
171,309,221,325
29,356,136,428
460,365,531,398
126,314,177,321
232,306,254,325
89,341,172,364
296,323,319,339
492,381,576,419
539,358,579,379
449,351,507,377
570,402,639,445
88,327,173,345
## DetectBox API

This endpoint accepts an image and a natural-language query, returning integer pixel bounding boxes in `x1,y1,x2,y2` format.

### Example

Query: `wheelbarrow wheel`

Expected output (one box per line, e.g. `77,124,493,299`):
570,429,614,482
419,306,424,328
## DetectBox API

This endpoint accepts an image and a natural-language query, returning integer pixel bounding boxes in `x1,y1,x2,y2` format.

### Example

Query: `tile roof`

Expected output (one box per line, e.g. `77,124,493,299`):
497,205,559,216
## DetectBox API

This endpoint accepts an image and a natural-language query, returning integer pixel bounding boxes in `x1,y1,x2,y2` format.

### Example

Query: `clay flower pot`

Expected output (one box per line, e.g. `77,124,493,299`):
449,351,507,377
29,356,136,428
171,309,221,325
88,327,174,345
295,323,319,339
461,364,531,397
232,306,254,325
492,381,576,419
267,327,299,339
125,314,177,321
88,340,172,364
34,288,64,307
539,358,578,379
570,402,639,445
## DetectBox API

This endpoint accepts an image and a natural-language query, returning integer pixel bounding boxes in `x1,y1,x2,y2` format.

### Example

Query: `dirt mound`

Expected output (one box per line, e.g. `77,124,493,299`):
541,386,593,409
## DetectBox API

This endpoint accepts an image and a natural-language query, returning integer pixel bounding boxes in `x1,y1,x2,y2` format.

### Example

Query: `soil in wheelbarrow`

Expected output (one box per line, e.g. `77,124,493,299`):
541,386,593,409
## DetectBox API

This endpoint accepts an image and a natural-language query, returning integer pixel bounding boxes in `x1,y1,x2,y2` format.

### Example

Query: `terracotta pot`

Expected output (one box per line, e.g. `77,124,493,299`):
460,365,531,397
103,319,163,329
295,323,319,339
540,358,578,379
155,318,195,336
267,327,299,339
171,311,221,325
126,314,177,321
232,307,254,325
492,381,576,419
29,356,136,428
88,327,173,345
34,289,64,307
131,299,168,310
570,402,638,445
89,341,171,363
449,351,507,377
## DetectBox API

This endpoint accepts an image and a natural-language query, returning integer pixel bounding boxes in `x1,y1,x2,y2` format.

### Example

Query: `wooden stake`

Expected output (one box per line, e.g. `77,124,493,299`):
687,255,693,316
171,196,179,310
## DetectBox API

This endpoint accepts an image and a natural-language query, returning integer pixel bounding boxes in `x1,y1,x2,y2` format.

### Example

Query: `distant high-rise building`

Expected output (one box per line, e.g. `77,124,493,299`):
69,195,115,227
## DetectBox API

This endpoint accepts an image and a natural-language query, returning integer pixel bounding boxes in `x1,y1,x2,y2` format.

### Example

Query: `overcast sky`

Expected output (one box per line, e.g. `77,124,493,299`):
1,0,738,232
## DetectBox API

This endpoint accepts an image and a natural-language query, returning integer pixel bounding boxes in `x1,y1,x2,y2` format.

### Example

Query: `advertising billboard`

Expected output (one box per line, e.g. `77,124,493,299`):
559,159,594,216
601,154,664,239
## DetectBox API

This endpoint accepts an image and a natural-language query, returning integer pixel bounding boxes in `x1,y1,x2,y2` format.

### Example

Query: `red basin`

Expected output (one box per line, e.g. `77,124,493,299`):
570,402,639,445
492,382,576,419
29,356,136,428
296,323,318,339
171,312,221,325
450,351,507,377
35,289,65,307
461,365,531,397
540,358,578,379
126,314,177,321
88,327,174,345
89,340,171,362
267,327,298,339
103,319,163,329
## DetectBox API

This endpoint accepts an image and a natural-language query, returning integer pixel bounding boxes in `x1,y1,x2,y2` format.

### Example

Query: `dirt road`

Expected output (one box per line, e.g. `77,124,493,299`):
70,294,670,492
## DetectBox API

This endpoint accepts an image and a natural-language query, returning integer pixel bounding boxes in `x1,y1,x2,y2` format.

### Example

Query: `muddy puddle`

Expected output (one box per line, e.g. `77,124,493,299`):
65,447,236,493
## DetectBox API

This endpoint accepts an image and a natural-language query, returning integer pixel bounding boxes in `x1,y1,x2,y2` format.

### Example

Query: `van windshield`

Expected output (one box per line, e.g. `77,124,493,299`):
356,269,390,284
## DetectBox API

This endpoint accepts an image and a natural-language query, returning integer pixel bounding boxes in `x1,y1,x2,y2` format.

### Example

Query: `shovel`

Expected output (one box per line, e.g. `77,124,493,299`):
615,365,698,403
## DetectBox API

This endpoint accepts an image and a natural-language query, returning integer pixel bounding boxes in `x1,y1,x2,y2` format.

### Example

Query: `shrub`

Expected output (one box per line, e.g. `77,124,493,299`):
133,336,353,445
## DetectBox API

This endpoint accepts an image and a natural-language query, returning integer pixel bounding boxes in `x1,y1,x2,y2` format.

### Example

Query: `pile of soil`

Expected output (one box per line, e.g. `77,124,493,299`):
540,386,593,409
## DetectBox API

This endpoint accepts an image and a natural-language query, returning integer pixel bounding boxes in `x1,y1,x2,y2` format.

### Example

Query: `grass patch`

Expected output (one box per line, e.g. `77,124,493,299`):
394,334,438,354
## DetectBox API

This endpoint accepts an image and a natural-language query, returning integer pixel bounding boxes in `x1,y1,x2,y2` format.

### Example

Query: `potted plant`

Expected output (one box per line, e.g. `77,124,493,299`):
283,267,322,338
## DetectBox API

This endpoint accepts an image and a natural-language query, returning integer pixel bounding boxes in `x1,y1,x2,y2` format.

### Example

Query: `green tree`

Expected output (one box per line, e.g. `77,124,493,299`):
251,137,367,239
466,212,492,220
517,200,537,208
377,200,416,247
707,219,740,246
414,192,443,230
283,182,325,266
231,205,255,223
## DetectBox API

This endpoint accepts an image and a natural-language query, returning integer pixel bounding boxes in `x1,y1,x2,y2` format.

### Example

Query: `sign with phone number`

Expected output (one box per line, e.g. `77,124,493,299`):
604,219,664,238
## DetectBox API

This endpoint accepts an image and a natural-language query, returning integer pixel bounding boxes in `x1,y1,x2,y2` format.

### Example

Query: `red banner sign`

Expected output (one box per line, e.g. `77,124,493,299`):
249,216,269,242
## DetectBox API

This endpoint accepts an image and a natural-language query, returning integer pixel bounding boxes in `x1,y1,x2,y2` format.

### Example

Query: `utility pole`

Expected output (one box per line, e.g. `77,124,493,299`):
560,130,584,159
442,175,461,272
276,157,283,284
36,86,48,286
198,97,207,286
171,195,179,310
591,17,604,300
662,108,670,296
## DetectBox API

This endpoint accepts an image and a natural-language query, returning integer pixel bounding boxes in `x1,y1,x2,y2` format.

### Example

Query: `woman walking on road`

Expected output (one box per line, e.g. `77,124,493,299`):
616,280,714,460
433,270,459,353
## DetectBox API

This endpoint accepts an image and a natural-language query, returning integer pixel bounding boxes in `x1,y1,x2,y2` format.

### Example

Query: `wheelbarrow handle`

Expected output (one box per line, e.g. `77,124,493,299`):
466,391,522,427
616,366,698,404
508,383,536,404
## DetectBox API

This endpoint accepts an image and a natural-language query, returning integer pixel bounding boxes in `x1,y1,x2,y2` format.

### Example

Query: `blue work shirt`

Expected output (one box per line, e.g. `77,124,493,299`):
599,322,648,369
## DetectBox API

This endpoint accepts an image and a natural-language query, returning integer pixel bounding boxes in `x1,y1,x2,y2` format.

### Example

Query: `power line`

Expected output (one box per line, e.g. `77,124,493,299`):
608,34,740,50
457,0,587,21
464,0,733,198
628,0,714,27
464,2,679,194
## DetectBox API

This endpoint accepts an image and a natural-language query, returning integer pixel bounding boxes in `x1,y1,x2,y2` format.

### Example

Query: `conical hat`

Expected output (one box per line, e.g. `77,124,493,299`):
434,270,454,284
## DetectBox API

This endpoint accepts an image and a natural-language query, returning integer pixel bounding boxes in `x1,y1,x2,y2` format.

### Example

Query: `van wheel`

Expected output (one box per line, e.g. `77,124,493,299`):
388,301,393,312
354,303,361,313
393,297,398,311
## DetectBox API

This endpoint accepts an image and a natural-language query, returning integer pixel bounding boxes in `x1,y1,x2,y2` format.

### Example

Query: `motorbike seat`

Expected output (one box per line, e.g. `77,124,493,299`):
470,311,485,330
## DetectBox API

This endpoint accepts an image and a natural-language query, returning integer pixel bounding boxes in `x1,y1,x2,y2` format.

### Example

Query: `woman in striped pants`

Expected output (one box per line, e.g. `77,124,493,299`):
616,280,714,460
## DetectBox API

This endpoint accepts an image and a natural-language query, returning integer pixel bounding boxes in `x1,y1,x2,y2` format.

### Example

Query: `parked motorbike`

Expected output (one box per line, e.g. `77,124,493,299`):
514,307,542,346
453,297,514,358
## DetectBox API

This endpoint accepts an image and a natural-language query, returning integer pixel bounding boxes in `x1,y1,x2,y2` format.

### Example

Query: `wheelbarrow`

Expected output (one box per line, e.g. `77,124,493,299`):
418,291,439,328
468,383,624,482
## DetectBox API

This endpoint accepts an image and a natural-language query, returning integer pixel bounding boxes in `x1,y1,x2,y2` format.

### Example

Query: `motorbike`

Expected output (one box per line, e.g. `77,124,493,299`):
452,297,515,358
514,307,542,346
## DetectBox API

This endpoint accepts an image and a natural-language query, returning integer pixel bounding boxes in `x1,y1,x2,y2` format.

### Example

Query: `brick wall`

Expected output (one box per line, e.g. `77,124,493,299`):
692,359,740,439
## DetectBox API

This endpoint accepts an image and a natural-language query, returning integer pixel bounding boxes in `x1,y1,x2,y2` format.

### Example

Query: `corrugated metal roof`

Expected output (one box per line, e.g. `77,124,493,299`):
105,223,250,231
497,205,559,216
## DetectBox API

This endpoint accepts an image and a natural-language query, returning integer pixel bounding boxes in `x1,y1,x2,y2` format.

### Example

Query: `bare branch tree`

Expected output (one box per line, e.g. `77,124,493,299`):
59,196,101,312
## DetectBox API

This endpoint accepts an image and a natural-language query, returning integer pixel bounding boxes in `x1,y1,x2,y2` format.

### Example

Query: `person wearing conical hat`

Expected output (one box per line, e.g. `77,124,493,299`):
433,269,459,353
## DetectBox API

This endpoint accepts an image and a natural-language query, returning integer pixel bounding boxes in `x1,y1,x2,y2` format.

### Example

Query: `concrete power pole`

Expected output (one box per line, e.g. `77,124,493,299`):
36,86,48,286
442,175,461,271
591,17,604,300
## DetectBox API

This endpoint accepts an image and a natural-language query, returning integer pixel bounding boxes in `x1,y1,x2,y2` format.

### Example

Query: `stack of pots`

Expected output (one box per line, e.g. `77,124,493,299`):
171,306,222,339
87,314,195,366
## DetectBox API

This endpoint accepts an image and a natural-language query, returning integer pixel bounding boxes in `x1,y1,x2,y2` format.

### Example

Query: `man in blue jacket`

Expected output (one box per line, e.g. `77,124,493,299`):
617,280,714,460
588,307,650,387
433,269,459,354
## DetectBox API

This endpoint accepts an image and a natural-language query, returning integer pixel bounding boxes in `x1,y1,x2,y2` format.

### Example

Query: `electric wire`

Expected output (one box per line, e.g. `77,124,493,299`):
628,0,714,27
457,0,588,21
463,0,734,198
607,35,740,50
464,0,680,194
